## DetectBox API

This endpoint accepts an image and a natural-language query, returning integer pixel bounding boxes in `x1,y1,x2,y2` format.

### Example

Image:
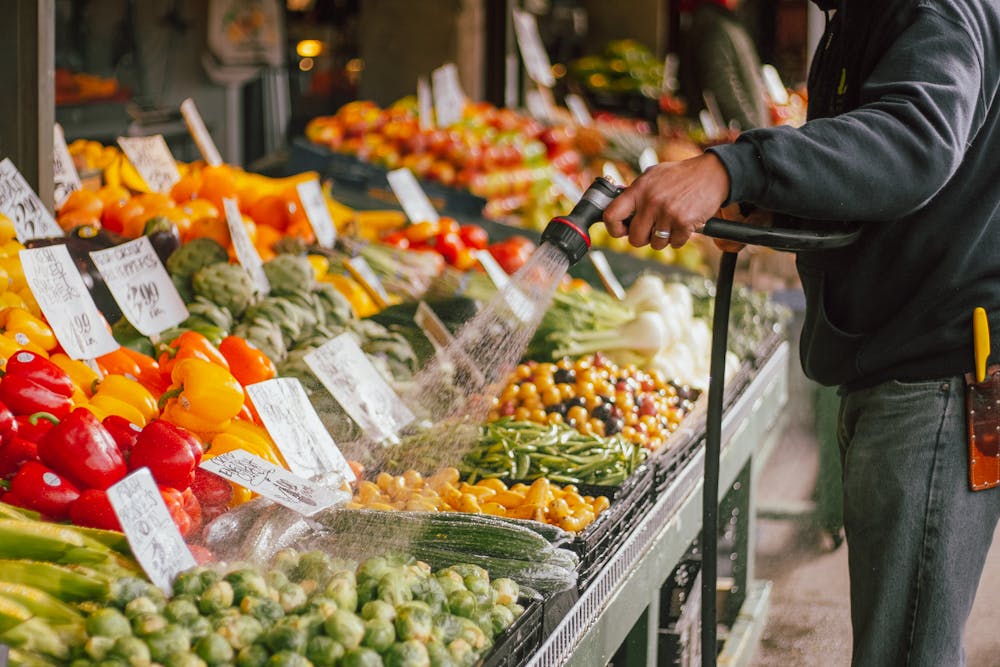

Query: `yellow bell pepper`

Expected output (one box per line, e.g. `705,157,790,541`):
0,308,57,351
89,394,147,426
0,332,48,366
50,353,103,397
0,214,16,244
0,256,25,290
159,358,244,434
324,274,380,318
91,374,159,424
0,292,25,309
217,420,287,467
16,289,40,318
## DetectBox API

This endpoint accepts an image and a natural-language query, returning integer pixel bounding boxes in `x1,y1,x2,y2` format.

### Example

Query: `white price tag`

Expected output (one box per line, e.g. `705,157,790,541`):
589,250,625,301
550,171,583,202
417,76,434,130
432,63,466,128
223,197,270,294
107,468,196,593
116,135,181,194
345,256,390,309
296,179,337,248
0,159,65,242
699,109,722,140
565,94,593,126
386,168,439,224
662,53,680,92
512,9,555,88
415,301,455,351
474,249,510,289
304,333,416,443
180,98,224,167
524,89,552,123
53,124,82,209
639,147,658,173
474,250,535,323
90,236,189,336
200,449,345,517
602,162,626,186
762,64,790,105
247,378,355,482
19,245,119,360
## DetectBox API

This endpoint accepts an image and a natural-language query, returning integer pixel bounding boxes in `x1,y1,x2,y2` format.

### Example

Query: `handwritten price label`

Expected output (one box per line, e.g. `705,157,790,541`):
19,245,118,359
117,135,181,194
247,378,355,482
107,469,196,593
180,98,224,166
201,449,344,517
90,236,189,336
513,9,555,87
296,179,337,248
53,124,82,208
386,168,439,224
432,63,466,128
0,159,65,242
223,198,271,294
305,333,415,443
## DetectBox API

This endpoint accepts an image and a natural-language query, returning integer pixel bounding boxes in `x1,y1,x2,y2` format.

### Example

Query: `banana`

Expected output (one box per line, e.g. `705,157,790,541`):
119,155,151,193
0,560,109,603
0,583,81,625
103,153,122,189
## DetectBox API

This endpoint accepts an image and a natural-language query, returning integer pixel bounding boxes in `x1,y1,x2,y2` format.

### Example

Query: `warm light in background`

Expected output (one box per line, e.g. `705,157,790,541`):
299,57,315,71
296,39,324,59
346,58,365,73
551,63,566,79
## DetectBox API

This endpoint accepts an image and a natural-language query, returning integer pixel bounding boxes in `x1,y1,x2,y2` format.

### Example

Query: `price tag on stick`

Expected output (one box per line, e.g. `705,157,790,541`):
590,250,626,301
107,468,197,593
53,124,82,208
200,450,345,516
512,9,555,88
305,333,416,443
432,63,466,128
296,179,337,248
761,64,790,105
0,158,65,242
602,162,626,187
247,378,356,482
565,94,593,126
90,236,189,336
223,197,271,294
20,245,119,359
639,147,658,173
386,168,439,223
344,256,390,309
417,76,434,130
550,171,583,202
180,98,224,166
415,301,455,351
117,135,181,194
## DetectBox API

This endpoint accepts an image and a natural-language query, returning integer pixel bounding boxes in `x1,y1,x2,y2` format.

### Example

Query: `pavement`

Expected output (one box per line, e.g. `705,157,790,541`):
748,356,1000,666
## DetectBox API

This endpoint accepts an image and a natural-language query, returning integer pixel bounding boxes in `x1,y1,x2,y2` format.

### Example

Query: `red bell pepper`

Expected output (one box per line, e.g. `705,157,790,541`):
129,420,203,489
0,351,74,419
102,415,143,456
0,436,39,479
159,486,192,537
9,461,80,519
69,489,122,531
36,409,127,490
15,413,55,444
190,467,233,509
182,487,202,536
0,400,16,442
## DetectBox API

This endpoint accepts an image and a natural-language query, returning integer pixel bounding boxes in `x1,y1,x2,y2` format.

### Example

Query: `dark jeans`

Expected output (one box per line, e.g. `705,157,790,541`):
838,378,1000,667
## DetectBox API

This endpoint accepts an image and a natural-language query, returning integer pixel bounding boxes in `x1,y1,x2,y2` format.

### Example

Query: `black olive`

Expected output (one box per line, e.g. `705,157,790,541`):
553,369,576,384
605,417,625,435
546,403,568,416
591,403,613,421
566,396,586,408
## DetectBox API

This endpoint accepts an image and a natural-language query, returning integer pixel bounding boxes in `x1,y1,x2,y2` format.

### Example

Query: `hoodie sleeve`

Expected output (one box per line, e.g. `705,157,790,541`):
708,6,990,221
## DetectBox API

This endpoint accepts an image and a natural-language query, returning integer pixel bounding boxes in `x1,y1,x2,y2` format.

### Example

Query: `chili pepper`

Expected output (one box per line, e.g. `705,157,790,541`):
181,487,202,536
0,333,48,365
218,336,276,386
0,437,39,479
95,347,142,379
9,462,80,520
36,408,127,490
102,415,143,456
159,486,192,537
69,489,122,531
49,353,102,398
158,358,244,434
157,331,229,380
0,307,57,351
91,375,159,426
0,351,75,418
128,419,203,489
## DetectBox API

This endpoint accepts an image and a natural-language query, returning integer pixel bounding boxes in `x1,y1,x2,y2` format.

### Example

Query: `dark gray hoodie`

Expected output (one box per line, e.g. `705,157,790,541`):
709,0,1000,389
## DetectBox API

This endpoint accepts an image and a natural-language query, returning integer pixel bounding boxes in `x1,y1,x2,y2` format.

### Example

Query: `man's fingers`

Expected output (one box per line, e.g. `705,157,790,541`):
603,188,636,237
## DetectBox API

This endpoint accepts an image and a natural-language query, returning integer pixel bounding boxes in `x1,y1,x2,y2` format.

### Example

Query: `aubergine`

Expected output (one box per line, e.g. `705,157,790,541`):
142,217,182,265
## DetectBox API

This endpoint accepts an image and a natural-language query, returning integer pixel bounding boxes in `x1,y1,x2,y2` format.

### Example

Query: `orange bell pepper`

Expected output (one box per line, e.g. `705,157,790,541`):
95,348,143,379
157,331,229,379
218,336,276,387
119,347,169,396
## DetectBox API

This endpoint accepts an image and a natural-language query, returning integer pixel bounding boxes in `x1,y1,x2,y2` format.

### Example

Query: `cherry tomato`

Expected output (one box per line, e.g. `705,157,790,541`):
488,237,535,274
458,224,489,250
381,230,410,249
434,232,467,266
437,216,460,235
404,220,440,243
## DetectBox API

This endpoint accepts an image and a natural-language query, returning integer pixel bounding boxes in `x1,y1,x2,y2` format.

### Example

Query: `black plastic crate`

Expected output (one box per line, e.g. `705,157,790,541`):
481,597,544,667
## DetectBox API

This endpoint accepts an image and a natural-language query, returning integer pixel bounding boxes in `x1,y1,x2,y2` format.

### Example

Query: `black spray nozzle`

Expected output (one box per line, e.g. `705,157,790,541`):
540,176,623,265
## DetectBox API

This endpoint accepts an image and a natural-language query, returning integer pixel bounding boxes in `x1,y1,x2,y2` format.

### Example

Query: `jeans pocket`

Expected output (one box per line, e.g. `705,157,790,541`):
798,264,867,384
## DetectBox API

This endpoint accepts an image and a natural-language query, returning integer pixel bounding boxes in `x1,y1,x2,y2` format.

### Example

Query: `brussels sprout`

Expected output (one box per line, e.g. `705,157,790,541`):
124,597,161,620
433,574,465,598
187,615,214,642
446,590,477,620
236,644,270,667
325,577,358,613
506,602,525,619
411,577,447,614
266,650,313,666
490,579,519,607
357,579,379,608
377,571,414,607
293,611,327,638
241,596,285,625
324,608,366,650
456,618,488,651
109,635,152,667
306,635,346,666
172,569,212,598
361,600,396,623
446,638,475,667
215,614,265,650
306,596,339,619
225,570,271,604
113,577,165,610
86,608,132,639
446,565,488,582
195,632,236,665
424,640,454,667
272,548,301,575
164,598,201,625
266,570,290,591
488,605,515,637
130,612,168,637
340,647,385,667
279,582,309,614
145,625,192,663
199,580,235,615
292,551,335,585
263,618,309,654
463,577,493,608
430,613,463,645
394,601,433,643
85,636,116,661
384,640,431,667
356,557,392,588
96,658,129,667
163,654,208,667
362,618,396,653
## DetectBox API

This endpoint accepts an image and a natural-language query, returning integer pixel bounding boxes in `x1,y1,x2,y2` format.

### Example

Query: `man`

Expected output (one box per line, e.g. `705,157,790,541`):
604,1,1000,665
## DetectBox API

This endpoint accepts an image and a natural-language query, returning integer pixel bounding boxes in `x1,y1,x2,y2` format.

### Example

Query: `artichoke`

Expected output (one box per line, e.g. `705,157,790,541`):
166,238,229,280
312,282,355,326
182,296,234,332
192,262,257,318
232,317,288,363
263,255,316,295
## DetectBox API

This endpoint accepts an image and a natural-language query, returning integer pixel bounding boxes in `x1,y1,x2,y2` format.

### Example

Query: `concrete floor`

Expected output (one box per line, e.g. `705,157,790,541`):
748,359,1000,666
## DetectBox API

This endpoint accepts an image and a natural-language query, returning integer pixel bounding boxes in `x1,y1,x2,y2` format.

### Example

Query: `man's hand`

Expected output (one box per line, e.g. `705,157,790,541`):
603,153,731,251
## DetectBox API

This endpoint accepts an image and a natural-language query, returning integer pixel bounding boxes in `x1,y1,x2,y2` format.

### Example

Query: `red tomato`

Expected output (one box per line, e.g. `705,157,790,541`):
458,224,489,250
489,237,535,274
434,232,467,266
404,220,440,243
381,231,410,249
438,216,460,235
